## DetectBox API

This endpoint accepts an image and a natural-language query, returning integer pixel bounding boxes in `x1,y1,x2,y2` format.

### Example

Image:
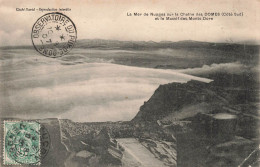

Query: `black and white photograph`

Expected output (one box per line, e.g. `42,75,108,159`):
0,0,259,166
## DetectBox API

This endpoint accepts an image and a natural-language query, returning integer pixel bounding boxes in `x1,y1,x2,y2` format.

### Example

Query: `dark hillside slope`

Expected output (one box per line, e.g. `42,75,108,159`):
132,76,259,139
132,75,259,167
132,80,225,122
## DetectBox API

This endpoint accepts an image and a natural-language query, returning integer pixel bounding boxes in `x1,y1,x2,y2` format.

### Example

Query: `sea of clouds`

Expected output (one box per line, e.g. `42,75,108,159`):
0,49,212,122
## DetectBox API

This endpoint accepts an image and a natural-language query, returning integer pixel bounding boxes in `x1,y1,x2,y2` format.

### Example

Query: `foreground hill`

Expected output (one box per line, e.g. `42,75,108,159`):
132,71,259,136
131,70,259,166
58,70,259,166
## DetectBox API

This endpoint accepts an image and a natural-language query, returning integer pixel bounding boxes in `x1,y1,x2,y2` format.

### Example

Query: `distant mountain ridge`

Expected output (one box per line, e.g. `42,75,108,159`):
75,39,260,53
1,39,259,50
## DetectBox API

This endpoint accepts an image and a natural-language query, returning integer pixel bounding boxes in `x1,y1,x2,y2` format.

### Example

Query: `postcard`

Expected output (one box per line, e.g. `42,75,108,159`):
0,0,259,166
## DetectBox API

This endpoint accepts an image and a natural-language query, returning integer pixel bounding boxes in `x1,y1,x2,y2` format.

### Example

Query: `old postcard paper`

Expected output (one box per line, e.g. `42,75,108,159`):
0,0,259,166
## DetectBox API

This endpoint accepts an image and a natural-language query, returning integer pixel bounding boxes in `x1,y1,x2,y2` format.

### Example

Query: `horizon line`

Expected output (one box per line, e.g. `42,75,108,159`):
1,38,260,48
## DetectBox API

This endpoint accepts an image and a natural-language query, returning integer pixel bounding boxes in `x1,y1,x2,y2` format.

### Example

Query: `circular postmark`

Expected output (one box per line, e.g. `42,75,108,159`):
40,124,51,160
31,12,77,58
5,121,40,164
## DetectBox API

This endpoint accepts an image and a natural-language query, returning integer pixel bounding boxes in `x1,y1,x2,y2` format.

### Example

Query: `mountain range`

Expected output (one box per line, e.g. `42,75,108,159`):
1,39,259,51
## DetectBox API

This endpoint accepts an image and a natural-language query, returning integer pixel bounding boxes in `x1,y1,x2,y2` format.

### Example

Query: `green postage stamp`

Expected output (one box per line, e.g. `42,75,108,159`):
4,121,41,165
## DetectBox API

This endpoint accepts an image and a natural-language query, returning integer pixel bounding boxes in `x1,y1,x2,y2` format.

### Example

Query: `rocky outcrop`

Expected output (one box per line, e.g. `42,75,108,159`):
132,78,259,167
60,122,123,167
132,80,223,122
38,118,69,167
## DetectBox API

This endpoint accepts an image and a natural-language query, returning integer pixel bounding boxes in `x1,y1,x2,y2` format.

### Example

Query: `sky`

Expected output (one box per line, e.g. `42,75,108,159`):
0,0,260,46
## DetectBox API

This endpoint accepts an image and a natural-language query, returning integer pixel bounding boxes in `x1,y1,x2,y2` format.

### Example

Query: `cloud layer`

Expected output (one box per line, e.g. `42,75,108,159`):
177,62,251,75
0,49,211,122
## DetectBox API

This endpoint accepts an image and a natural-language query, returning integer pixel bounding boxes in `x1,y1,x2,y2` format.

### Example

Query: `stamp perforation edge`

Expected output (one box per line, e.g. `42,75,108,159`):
3,120,41,166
